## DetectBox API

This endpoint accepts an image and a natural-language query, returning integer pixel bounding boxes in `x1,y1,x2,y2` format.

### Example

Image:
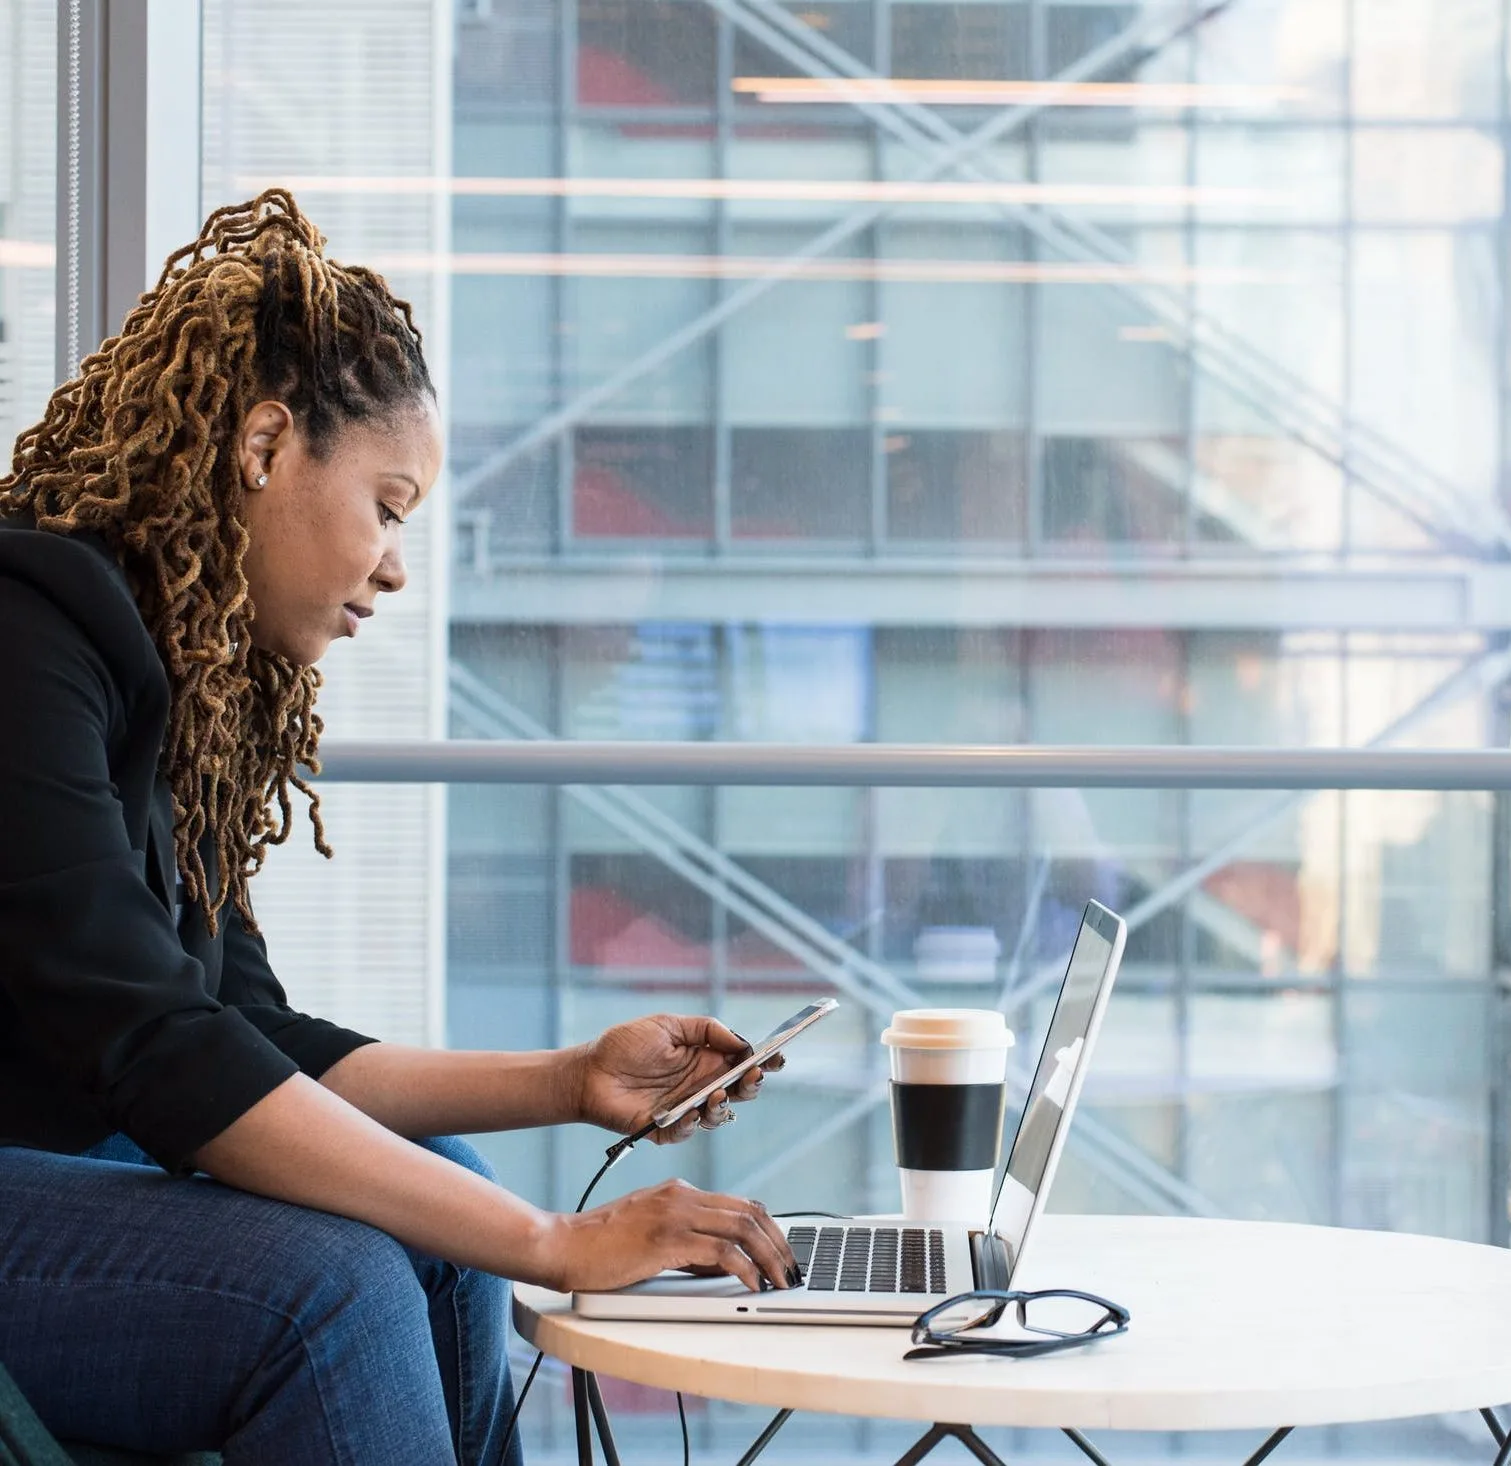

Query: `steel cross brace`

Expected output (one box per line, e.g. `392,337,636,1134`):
568,1382,1297,1466
743,1409,1511,1465
1482,1407,1511,1466
570,1369,623,1466
572,1375,1511,1463
884,1423,1292,1466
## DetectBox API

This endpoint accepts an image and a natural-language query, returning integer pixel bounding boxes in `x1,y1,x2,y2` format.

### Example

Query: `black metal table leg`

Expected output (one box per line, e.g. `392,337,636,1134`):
950,1426,1013,1465
892,1422,1010,1466
1486,1407,1511,1466
1064,1426,1114,1465
891,1422,950,1465
736,1406,794,1466
1242,1427,1294,1466
568,1371,1305,1466
581,1371,624,1466
571,1368,594,1466
1063,1424,1291,1466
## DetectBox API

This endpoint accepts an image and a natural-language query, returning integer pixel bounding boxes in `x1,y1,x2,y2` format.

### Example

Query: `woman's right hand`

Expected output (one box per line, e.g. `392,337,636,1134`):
539,1178,799,1295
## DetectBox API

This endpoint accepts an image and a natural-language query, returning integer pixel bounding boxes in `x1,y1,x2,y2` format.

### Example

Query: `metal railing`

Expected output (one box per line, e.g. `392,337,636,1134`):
319,742,1511,790
314,731,1511,1227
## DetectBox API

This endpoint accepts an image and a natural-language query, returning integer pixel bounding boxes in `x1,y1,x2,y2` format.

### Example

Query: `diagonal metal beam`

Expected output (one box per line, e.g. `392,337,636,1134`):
995,854,1051,1012
725,0,1507,554
1120,644,1511,935
732,0,1505,552
995,645,1511,1018
451,663,920,1015
452,661,1220,1215
453,3,1193,503
455,0,1498,554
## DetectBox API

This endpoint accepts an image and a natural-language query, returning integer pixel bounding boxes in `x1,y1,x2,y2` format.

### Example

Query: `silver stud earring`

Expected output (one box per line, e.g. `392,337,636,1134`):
255,473,268,488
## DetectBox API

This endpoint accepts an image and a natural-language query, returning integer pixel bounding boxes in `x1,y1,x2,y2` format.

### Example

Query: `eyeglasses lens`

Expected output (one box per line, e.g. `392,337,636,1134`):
1017,1293,1114,1338
926,1296,1006,1338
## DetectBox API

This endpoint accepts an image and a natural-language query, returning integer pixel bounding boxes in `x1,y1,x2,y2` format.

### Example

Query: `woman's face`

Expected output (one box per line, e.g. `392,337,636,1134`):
237,396,444,666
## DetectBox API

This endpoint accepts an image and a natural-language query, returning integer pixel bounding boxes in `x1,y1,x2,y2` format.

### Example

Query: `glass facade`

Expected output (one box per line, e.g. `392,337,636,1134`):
441,0,1506,1207
0,0,55,457
438,7,1511,1452
0,0,1500,1458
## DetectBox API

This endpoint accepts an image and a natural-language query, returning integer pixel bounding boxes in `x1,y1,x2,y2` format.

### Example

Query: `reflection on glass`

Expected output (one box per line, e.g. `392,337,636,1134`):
1350,230,1500,539
574,427,713,538
726,856,867,971
193,0,1511,1453
882,857,1022,969
1196,0,1348,116
1005,926,1107,1193
728,625,871,742
886,429,1027,542
1350,0,1501,118
732,1,874,78
890,3,1030,82
731,426,870,539
578,0,718,108
1041,436,1185,544
0,0,56,453
1353,130,1503,224
570,853,713,974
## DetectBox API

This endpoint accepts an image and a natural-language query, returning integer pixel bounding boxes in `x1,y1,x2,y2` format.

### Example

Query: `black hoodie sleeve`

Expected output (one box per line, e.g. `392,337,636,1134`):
0,570,304,1175
219,906,379,1078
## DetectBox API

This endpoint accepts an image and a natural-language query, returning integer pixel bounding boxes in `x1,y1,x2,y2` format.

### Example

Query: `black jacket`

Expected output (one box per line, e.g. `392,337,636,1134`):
0,518,374,1173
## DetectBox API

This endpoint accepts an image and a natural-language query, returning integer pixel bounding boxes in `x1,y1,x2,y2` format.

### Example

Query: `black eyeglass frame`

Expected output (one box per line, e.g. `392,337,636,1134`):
906,1288,1131,1361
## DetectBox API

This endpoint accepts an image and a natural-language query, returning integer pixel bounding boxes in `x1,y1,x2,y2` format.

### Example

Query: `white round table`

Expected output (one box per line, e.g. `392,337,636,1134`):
513,1215,1511,1465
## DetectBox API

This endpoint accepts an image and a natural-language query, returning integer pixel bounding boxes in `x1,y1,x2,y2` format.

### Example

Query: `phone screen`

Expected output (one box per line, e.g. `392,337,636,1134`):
652,998,838,1128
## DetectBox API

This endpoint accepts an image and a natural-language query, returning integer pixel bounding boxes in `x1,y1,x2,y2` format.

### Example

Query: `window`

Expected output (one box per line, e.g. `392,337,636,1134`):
0,2,55,455
578,0,718,108
1041,437,1186,546
890,4,1029,83
731,427,870,540
574,427,713,539
886,430,1027,543
173,3,1511,1456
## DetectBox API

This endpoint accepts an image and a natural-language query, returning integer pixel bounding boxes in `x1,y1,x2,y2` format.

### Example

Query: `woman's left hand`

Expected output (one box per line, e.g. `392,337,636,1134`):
574,1015,785,1144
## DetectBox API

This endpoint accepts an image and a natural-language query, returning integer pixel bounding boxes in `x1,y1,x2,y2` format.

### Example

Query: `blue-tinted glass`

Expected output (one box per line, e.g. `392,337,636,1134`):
190,0,1511,1456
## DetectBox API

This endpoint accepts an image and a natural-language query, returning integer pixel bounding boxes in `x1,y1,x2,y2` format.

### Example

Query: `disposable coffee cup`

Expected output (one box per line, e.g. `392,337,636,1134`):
881,1009,1014,1223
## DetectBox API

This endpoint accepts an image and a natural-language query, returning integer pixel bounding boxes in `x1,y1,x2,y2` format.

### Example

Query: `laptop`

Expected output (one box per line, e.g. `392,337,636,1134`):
574,899,1126,1324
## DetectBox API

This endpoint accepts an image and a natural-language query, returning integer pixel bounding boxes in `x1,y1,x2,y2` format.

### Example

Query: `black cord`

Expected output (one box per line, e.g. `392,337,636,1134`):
576,1123,655,1213
500,1180,839,1456
498,1123,658,1461
496,1348,543,1460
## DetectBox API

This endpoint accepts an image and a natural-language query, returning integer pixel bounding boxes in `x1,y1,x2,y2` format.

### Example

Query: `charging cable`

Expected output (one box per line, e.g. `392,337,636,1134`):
497,1123,655,1460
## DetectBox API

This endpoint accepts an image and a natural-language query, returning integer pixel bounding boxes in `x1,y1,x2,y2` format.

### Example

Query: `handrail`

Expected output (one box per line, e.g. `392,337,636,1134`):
317,741,1511,790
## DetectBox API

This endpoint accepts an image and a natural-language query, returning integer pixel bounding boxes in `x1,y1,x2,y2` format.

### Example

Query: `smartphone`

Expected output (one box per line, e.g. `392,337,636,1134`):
652,998,839,1129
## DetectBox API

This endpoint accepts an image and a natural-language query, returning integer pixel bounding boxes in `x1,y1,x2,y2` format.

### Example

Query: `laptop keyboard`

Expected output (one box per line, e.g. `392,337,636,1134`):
786,1225,947,1294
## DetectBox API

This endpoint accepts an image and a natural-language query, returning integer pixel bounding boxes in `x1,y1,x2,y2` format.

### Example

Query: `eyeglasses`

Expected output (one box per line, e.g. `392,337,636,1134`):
906,1288,1130,1361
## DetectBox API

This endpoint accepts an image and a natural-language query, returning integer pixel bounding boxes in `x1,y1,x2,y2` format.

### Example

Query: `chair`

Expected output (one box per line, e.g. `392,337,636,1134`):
0,1362,219,1466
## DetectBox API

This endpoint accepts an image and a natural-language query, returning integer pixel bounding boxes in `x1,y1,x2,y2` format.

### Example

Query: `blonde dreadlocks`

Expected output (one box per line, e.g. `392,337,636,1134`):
0,189,434,934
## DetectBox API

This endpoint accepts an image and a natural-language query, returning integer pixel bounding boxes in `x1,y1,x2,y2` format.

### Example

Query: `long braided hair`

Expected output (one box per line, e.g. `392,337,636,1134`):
0,189,434,933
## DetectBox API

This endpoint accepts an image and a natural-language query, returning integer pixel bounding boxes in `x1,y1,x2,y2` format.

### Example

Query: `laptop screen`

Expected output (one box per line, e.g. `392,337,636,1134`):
986,901,1124,1261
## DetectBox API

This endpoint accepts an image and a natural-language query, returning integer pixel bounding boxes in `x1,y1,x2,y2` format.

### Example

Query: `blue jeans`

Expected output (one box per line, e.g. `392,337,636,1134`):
0,1133,522,1466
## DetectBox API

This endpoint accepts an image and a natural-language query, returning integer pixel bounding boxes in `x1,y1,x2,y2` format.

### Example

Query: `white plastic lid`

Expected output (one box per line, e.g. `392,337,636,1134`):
880,1008,1014,1050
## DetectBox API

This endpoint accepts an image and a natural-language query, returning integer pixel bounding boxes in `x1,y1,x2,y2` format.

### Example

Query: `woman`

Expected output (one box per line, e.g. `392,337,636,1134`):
0,191,796,1465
